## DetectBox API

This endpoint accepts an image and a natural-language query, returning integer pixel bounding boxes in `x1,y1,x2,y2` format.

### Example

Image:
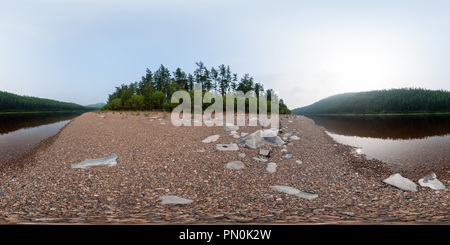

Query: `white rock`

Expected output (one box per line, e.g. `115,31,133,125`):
223,123,239,131
71,153,118,169
266,162,277,173
418,173,446,190
236,129,284,149
159,195,193,205
252,157,268,162
226,161,245,170
272,185,318,200
383,173,417,192
216,144,239,151
295,160,303,164
202,135,220,143
289,136,300,140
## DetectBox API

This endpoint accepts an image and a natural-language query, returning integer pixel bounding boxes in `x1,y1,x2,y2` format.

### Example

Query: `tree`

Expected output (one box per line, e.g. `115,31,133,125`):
153,64,172,101
194,61,210,92
254,82,264,98
210,67,219,93
150,91,165,110
236,73,254,94
127,94,144,110
173,67,188,91
218,64,231,96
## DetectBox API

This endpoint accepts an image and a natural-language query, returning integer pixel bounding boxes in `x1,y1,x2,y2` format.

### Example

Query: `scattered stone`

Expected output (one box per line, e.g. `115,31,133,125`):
223,123,239,131
159,196,193,205
202,135,220,143
289,136,300,140
266,162,277,173
272,185,318,200
195,149,206,153
71,153,118,169
236,130,264,149
237,153,246,158
261,128,285,146
231,133,241,139
236,129,284,149
252,157,268,162
295,160,303,164
258,148,271,157
418,173,446,190
226,161,245,170
216,144,239,151
383,173,418,192
283,153,293,159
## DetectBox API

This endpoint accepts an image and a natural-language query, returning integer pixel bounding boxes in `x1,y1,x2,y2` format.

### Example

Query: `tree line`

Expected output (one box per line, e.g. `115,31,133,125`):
102,62,290,114
0,91,91,112
291,88,450,115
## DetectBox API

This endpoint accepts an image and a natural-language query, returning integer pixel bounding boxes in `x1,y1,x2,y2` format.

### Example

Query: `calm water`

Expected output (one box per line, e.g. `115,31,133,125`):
310,115,450,174
0,112,82,165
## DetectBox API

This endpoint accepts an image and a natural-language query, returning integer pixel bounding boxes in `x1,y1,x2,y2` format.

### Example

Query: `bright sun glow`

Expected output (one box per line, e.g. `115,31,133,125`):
305,26,415,93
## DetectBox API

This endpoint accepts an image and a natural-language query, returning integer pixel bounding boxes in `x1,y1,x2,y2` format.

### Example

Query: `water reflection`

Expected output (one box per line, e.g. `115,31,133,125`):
309,115,450,175
311,115,450,140
0,112,81,135
0,112,82,165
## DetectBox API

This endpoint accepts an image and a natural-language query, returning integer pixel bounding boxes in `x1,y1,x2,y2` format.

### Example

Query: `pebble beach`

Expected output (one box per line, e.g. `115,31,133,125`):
0,111,449,224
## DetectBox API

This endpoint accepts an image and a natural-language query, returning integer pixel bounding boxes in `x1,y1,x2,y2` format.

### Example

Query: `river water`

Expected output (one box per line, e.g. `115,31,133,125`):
0,112,82,166
310,115,450,175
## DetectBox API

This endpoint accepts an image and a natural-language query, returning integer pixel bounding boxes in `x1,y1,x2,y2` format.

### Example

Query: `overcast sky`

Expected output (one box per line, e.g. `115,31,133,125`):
1,0,449,109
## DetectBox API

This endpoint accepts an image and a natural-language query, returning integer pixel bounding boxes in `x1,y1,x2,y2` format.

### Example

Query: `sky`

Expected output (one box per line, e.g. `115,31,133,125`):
1,0,449,109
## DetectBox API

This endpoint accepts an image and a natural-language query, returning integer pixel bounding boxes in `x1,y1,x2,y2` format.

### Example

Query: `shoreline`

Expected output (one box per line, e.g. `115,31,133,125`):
296,112,450,117
1,112,449,224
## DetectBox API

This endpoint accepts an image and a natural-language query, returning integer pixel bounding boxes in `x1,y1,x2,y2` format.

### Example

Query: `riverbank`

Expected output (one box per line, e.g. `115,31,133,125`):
0,112,449,224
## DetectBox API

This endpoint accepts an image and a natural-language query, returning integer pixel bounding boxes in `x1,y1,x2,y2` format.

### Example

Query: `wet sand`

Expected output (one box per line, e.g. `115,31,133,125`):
0,112,449,224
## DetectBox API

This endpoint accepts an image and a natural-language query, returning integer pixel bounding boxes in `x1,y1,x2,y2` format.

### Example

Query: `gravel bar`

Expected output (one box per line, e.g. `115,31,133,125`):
0,111,449,224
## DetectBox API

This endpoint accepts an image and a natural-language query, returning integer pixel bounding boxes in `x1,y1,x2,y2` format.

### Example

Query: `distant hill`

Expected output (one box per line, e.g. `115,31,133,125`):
0,90,92,112
292,88,450,115
85,102,106,109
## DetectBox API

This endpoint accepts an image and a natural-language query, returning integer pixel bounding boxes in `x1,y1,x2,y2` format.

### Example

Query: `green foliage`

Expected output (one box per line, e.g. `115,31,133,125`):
292,88,450,115
150,91,165,110
0,91,91,112
127,94,144,110
103,62,291,114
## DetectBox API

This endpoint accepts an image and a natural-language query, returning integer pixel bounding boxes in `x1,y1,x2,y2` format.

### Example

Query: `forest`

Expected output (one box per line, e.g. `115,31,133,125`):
101,62,291,114
291,88,450,115
0,91,91,112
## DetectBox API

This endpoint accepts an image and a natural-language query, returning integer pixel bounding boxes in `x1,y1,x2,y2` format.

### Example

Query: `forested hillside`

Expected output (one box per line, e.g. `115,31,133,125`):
292,88,450,115
0,91,91,112
102,62,291,114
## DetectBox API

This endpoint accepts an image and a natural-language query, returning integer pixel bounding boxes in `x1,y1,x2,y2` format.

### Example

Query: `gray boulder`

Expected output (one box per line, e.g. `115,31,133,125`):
383,173,417,192
71,153,118,169
236,129,285,149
